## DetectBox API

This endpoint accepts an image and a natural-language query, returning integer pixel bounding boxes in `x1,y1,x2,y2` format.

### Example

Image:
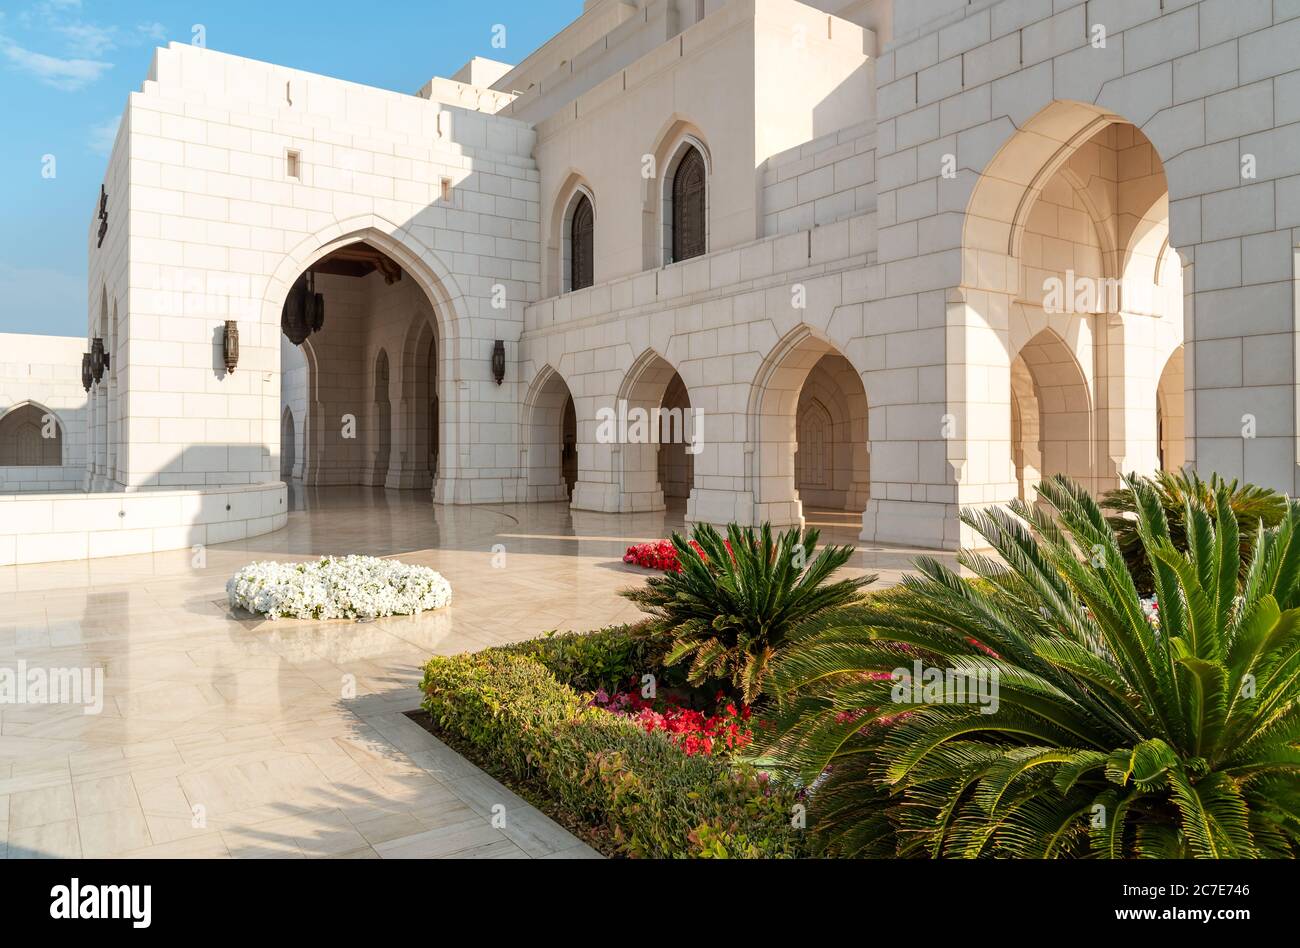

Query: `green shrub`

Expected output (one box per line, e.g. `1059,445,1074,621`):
497,622,678,692
622,522,873,702
763,474,1300,858
420,650,805,858
1103,469,1285,596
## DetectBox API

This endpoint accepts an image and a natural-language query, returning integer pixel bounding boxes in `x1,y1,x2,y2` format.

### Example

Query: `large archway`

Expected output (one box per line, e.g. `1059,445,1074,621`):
954,101,1183,517
751,330,869,529
278,239,442,492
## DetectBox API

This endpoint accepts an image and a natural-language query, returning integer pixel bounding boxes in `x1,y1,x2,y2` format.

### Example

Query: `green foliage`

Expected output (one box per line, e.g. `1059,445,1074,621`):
622,522,874,703
420,649,805,858
762,474,1300,859
497,622,677,692
1104,469,1286,596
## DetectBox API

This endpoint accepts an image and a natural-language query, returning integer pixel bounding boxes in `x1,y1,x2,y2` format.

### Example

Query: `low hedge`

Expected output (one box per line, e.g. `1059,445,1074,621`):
419,649,805,858
495,621,678,693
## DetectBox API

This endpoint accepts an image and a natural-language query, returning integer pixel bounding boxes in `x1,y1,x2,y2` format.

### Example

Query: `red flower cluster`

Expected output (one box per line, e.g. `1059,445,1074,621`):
623,539,707,573
593,687,755,757
622,538,731,573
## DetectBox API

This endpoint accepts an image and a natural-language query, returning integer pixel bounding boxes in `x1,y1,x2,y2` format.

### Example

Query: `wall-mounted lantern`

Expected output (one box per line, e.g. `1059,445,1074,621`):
223,320,240,374
491,340,506,386
281,271,324,346
91,337,105,383
81,353,92,393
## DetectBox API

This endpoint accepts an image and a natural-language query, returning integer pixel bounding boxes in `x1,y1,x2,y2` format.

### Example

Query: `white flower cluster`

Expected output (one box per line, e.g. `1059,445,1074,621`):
227,555,452,621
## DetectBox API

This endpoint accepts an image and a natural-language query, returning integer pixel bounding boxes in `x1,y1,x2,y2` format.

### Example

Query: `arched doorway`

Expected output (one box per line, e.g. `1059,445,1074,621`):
795,352,869,518
609,351,696,514
370,349,392,486
1010,330,1094,502
1157,346,1186,473
752,331,869,529
526,366,577,502
657,373,694,504
390,318,438,489
280,407,296,479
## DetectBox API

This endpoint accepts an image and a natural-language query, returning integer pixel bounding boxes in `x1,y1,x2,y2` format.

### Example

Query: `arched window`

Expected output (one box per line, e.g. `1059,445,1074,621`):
0,404,62,466
671,147,706,263
570,193,594,291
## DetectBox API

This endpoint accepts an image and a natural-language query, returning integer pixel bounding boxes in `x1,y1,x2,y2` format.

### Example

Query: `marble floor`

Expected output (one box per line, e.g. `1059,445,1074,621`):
0,485,952,859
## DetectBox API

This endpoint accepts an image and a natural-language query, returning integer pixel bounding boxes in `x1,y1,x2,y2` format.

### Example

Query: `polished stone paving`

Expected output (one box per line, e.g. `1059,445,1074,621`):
0,486,951,858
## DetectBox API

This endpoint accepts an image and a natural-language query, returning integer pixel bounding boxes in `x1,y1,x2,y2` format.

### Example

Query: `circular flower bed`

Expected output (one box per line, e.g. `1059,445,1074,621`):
227,555,452,621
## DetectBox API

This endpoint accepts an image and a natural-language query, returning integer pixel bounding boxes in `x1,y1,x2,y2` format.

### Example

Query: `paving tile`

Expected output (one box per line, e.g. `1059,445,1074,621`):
10,784,76,829
6,819,82,859
373,818,508,859
72,774,140,816
78,808,153,857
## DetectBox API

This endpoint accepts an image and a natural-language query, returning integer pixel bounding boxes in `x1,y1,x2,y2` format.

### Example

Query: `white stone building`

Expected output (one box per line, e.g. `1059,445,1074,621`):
4,0,1300,563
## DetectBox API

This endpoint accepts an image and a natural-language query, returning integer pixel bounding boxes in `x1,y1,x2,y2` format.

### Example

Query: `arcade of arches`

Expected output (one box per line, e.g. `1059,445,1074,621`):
272,118,1190,543
958,111,1186,526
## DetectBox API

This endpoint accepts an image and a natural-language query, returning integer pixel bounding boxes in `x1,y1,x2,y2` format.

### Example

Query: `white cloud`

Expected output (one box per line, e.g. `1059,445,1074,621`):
88,114,119,156
0,35,112,90
54,20,116,57
137,22,167,43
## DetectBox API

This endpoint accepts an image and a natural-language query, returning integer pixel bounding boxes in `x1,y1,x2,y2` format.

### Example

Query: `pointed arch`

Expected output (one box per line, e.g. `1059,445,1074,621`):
280,406,296,479
523,364,577,502
549,173,596,295
613,349,695,512
391,314,439,490
748,326,870,527
1011,328,1095,498
648,119,712,267
370,348,393,485
1157,346,1186,473
0,401,64,467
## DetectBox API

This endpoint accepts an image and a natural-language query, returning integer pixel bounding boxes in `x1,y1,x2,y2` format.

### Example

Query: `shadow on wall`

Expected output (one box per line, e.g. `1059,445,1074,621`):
812,58,874,141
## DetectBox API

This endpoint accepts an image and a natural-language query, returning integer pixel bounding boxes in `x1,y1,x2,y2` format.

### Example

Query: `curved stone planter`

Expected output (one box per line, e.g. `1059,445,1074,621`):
0,481,288,565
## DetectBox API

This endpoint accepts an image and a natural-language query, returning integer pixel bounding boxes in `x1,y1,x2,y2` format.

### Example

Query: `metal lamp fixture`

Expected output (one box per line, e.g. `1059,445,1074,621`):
491,340,506,386
223,320,240,374
80,353,92,393
281,271,324,347
90,337,105,384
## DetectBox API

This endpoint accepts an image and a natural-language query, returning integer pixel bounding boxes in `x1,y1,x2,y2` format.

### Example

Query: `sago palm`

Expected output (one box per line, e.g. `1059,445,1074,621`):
1103,469,1285,597
622,522,873,703
762,474,1300,858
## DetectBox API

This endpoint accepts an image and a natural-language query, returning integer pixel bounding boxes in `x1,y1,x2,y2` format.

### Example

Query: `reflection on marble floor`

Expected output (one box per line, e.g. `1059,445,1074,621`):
0,485,955,859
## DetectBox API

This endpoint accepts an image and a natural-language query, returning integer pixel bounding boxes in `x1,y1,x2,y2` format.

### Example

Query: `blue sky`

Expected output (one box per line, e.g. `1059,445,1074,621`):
0,0,582,337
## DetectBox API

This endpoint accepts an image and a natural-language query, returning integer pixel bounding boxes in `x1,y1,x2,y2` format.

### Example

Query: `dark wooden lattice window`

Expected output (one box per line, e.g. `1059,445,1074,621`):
570,194,594,291
671,148,706,263
0,404,61,466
